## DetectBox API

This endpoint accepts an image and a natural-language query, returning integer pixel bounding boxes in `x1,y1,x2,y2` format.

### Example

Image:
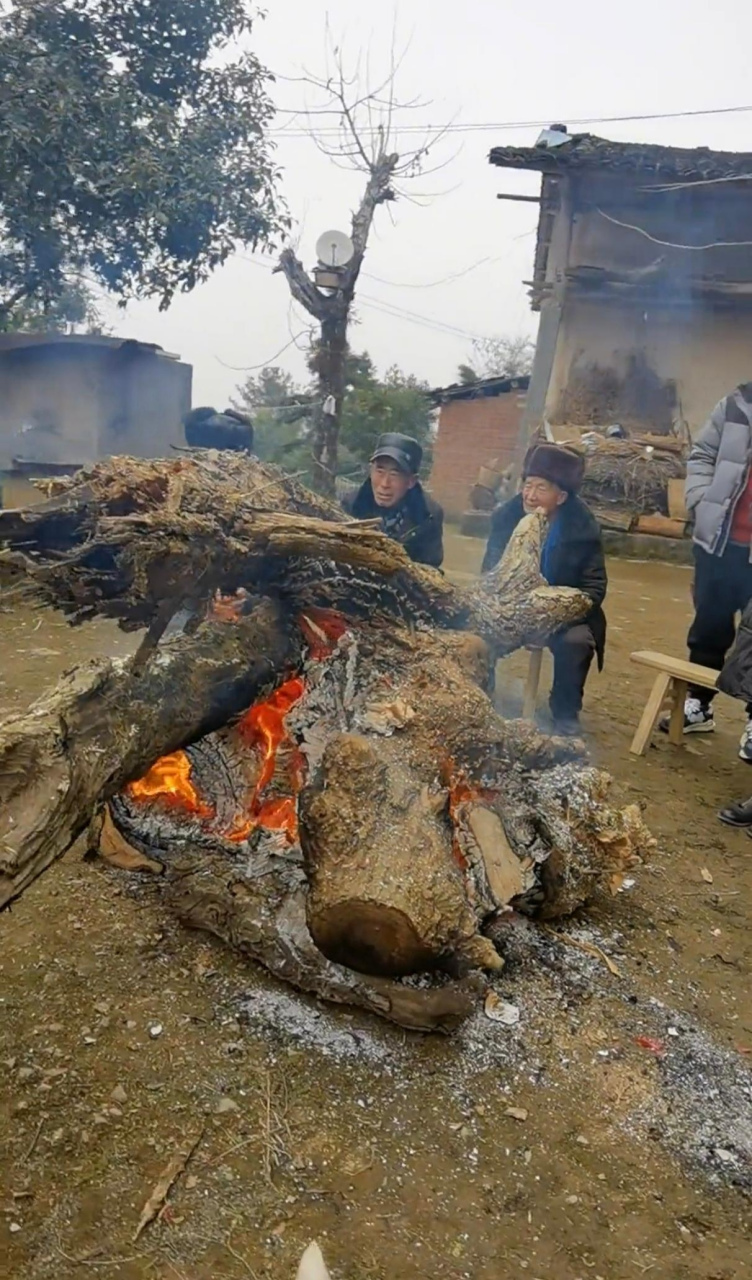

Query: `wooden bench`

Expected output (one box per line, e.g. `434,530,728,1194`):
629,650,720,756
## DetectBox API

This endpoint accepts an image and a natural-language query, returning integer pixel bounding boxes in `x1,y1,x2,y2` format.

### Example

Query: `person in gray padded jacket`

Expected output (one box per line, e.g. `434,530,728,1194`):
674,382,752,759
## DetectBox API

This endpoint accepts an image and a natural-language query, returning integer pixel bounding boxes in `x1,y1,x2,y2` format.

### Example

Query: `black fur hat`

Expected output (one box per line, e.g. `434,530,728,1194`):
523,443,584,494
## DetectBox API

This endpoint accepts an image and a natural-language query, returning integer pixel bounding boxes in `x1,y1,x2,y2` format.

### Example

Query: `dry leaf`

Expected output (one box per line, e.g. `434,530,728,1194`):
133,1129,203,1241
700,867,714,884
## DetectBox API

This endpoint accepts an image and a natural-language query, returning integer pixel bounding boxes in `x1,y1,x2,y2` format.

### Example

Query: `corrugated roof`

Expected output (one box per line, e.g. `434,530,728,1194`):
489,132,752,182
430,374,530,405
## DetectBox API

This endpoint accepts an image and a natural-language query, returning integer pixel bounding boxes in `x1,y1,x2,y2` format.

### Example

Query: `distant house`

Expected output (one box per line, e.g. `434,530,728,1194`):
490,130,752,440
0,333,191,506
429,375,528,520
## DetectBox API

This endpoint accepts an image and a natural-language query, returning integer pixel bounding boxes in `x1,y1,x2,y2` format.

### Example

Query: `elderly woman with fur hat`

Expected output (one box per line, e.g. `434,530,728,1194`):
482,443,607,734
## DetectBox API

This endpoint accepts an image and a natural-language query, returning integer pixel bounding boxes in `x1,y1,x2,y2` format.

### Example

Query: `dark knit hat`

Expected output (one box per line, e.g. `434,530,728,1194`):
523,444,584,494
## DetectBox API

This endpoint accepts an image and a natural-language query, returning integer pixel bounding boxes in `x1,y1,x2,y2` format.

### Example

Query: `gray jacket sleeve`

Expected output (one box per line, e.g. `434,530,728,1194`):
685,399,726,512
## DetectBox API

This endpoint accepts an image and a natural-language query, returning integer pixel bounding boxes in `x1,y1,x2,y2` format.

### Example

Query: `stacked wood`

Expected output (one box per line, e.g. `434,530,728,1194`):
0,452,655,1031
667,478,689,521
635,514,687,539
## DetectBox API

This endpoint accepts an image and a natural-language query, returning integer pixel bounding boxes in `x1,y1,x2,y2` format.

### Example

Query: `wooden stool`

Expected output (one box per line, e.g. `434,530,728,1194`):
629,650,721,756
522,647,544,720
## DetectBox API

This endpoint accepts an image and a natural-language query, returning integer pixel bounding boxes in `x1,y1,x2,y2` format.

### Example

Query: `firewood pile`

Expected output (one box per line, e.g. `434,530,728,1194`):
542,428,688,533
0,451,654,1032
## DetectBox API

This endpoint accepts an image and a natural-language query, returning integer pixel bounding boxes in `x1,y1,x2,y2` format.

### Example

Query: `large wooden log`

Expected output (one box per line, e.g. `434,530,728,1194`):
296,623,652,977
0,452,590,654
161,847,480,1035
0,600,300,909
300,733,503,977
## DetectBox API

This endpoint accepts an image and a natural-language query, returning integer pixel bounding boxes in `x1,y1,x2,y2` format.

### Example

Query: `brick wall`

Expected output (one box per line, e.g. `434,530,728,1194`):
429,391,527,519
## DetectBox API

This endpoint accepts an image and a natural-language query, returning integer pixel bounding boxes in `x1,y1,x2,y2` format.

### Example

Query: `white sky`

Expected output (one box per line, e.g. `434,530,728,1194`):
99,0,752,406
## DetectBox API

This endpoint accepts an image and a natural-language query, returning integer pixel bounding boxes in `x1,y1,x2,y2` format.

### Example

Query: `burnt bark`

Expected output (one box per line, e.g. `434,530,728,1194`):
0,601,300,909
0,452,590,654
296,623,652,977
161,849,480,1035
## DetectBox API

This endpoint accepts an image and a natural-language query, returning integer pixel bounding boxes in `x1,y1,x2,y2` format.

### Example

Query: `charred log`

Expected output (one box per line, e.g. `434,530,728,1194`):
0,601,300,908
0,453,589,653
300,733,503,978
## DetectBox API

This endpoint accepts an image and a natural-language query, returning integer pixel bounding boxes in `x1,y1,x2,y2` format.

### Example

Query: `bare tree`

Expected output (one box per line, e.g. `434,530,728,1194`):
276,34,452,494
460,334,536,384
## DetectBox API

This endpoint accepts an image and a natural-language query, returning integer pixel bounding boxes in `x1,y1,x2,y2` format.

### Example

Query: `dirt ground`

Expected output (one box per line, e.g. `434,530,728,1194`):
1,529,751,1280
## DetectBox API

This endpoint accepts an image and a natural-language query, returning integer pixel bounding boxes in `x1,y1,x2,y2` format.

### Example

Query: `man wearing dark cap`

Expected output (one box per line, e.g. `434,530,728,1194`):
344,432,444,568
482,443,607,733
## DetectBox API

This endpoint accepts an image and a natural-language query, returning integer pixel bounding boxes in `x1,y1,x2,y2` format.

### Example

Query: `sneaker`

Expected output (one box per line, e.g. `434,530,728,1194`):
719,796,752,827
739,721,752,763
659,696,715,735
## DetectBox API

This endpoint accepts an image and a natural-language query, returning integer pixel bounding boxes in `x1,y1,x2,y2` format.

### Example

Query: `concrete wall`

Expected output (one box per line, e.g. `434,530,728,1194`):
429,390,527,519
530,178,752,437
0,344,192,476
99,350,192,458
547,295,752,436
0,347,103,470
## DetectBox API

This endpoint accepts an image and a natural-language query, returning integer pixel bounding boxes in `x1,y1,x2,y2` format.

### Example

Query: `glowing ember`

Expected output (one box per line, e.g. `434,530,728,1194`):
126,751,214,818
126,640,332,845
299,608,349,659
209,590,246,623
444,766,496,871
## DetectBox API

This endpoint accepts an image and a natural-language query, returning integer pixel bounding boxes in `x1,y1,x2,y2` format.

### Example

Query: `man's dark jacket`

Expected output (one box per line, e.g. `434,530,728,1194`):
343,479,444,568
717,598,752,701
482,493,607,667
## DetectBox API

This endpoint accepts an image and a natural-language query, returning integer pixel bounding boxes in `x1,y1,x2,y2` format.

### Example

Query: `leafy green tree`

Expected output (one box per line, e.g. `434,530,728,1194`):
233,366,314,471
0,0,283,326
340,364,434,469
1,278,105,334
234,351,434,482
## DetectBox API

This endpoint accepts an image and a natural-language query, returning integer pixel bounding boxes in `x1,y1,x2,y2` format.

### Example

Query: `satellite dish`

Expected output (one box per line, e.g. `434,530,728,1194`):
315,229,355,268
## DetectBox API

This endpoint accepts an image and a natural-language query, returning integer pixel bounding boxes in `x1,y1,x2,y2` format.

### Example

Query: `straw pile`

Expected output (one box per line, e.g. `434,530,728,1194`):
580,439,685,517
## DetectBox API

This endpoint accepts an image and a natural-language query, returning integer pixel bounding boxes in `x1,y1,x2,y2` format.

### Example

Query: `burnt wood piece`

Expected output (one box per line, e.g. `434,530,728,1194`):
0,452,590,653
0,601,300,909
163,851,480,1034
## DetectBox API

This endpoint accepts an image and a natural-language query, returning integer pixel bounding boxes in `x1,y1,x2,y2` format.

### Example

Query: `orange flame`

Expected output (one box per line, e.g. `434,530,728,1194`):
225,675,307,843
126,751,214,818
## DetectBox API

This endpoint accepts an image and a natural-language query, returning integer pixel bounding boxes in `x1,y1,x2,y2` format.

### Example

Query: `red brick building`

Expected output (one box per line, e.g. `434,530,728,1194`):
429,376,529,520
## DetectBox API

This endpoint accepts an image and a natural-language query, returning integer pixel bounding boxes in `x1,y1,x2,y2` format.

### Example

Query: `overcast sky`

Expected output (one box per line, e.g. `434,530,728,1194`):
99,0,752,406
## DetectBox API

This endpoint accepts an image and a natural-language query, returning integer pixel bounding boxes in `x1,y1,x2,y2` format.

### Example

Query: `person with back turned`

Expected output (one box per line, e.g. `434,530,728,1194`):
482,443,607,734
343,432,444,568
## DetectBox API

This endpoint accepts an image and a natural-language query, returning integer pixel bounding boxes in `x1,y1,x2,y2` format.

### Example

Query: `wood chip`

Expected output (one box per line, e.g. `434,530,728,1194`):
133,1128,204,1241
544,926,622,977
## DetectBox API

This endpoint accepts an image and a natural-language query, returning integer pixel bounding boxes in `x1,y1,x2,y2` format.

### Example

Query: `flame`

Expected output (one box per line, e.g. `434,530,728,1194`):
126,751,214,818
225,676,307,843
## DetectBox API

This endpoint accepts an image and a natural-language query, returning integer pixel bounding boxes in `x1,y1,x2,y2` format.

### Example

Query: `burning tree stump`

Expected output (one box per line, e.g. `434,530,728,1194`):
0,453,655,1031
